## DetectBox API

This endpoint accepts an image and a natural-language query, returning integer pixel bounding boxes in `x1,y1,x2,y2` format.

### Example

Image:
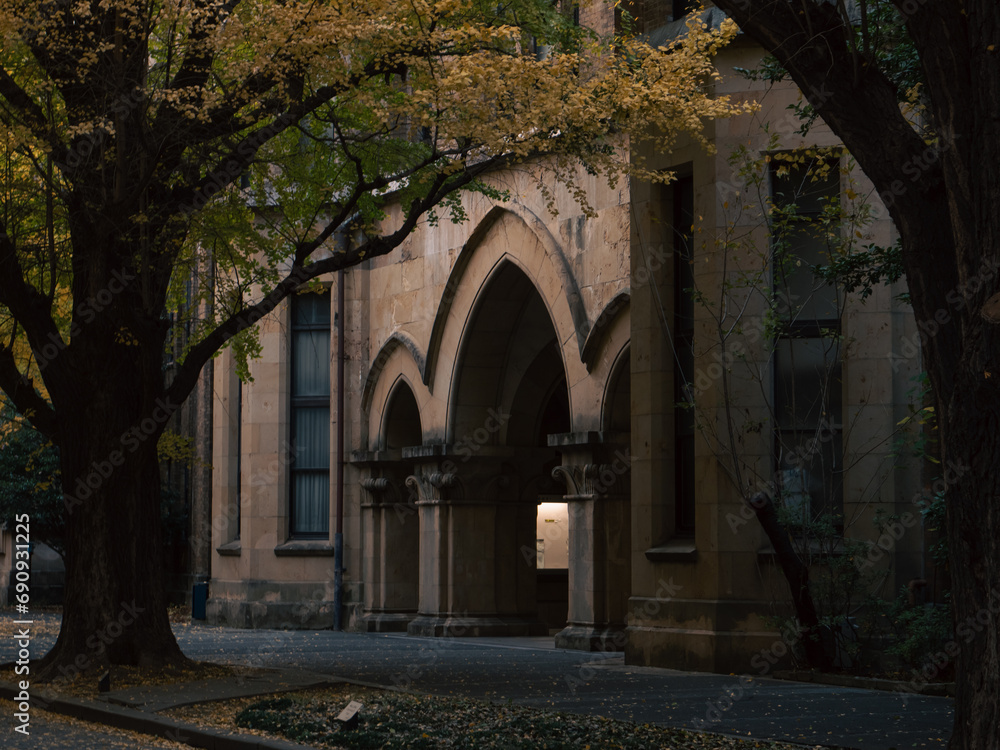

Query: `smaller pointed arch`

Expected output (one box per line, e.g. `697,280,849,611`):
602,343,631,434
381,377,423,451
361,331,427,415
582,291,630,371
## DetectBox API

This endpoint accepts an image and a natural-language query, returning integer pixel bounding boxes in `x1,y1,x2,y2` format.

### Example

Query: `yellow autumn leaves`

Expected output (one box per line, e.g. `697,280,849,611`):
0,0,749,190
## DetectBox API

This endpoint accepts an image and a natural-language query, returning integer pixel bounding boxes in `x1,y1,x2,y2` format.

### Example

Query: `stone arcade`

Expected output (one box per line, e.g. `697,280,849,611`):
205,3,930,673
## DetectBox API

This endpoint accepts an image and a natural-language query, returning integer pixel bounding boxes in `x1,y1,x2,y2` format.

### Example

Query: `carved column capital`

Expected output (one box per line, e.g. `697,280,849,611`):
552,452,631,498
428,472,460,489
406,463,518,505
552,465,585,497
359,471,408,506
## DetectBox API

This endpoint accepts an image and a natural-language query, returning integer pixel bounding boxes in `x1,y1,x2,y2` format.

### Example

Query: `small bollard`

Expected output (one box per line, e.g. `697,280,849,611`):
98,671,111,693
334,700,363,730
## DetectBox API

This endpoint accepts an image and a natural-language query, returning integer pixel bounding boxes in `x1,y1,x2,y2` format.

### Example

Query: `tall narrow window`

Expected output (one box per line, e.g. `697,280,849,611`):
673,175,696,536
235,378,242,540
771,162,843,524
289,291,331,537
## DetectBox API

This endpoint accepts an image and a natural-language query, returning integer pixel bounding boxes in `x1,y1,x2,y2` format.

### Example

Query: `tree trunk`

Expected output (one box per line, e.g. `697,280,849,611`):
940,290,1000,750
748,492,832,672
37,337,187,678
39,431,185,679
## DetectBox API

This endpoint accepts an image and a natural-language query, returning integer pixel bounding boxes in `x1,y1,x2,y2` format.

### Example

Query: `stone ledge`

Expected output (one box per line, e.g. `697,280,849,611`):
645,541,697,562
546,431,629,448
401,444,514,461
774,669,955,697
350,449,405,465
273,540,335,557
216,540,242,556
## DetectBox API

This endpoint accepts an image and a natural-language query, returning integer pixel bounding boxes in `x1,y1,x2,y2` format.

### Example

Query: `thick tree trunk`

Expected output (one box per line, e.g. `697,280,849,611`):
944,384,1000,750
939,76,1000,737
35,303,188,679
933,5,1000,741
38,424,186,680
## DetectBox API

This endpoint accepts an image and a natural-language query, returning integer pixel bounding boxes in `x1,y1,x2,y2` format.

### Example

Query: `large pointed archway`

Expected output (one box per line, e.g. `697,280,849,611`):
407,261,569,636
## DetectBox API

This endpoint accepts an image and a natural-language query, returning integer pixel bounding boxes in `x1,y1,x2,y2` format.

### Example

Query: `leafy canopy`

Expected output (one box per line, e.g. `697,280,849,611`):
0,0,747,437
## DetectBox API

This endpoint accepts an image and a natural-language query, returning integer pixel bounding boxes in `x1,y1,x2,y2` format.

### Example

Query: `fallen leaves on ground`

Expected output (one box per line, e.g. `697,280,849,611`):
0,608,62,639
0,661,268,700
5,706,193,748
166,685,822,749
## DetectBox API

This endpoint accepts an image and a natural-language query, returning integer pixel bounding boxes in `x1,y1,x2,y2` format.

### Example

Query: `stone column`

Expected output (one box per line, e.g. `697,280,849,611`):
404,446,545,637
550,432,631,651
353,452,419,632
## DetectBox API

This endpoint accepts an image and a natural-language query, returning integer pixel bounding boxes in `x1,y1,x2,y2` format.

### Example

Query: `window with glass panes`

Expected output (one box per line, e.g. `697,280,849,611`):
289,292,331,537
771,161,844,524
236,379,242,540
672,175,696,536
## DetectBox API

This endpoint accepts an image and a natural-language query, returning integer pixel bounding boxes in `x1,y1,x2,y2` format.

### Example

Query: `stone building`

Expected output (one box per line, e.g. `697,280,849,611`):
206,3,934,673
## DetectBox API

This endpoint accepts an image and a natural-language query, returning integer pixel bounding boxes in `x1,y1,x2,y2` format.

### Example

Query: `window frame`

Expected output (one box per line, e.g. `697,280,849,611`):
672,174,696,538
288,291,332,539
769,158,845,526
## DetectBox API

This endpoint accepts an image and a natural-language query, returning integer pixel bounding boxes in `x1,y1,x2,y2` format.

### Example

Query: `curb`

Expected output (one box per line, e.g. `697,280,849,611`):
0,681,315,750
773,670,955,697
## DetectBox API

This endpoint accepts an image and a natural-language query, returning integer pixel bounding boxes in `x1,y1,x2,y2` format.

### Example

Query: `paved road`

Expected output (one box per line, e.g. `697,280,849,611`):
2,616,953,749
174,625,952,749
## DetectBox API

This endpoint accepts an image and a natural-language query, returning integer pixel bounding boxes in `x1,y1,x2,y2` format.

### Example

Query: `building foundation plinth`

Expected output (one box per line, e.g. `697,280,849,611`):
554,623,628,652
408,614,546,638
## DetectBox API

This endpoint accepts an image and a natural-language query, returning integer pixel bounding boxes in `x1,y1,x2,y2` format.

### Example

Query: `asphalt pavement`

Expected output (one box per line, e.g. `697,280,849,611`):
1,615,954,749
177,626,953,749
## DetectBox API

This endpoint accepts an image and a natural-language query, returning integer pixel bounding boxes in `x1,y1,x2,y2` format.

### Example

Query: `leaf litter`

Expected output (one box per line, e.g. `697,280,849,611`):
165,684,822,749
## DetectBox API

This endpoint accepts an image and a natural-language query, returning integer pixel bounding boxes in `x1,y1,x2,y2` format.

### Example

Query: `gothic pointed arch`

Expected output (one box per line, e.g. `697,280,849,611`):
602,343,631,434
361,331,426,415
582,291,630,371
380,377,423,451
361,332,431,450
424,205,590,391
449,259,572,443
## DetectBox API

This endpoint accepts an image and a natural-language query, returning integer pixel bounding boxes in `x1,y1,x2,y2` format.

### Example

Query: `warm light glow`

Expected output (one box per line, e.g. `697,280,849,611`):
536,502,568,569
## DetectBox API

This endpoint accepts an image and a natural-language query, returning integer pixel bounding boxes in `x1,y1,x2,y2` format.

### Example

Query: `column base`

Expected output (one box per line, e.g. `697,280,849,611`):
407,615,547,638
554,623,628,652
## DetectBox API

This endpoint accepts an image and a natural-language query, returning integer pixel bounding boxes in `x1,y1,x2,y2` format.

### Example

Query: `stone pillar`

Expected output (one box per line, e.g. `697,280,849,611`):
353,452,419,632
550,432,631,651
404,446,545,637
